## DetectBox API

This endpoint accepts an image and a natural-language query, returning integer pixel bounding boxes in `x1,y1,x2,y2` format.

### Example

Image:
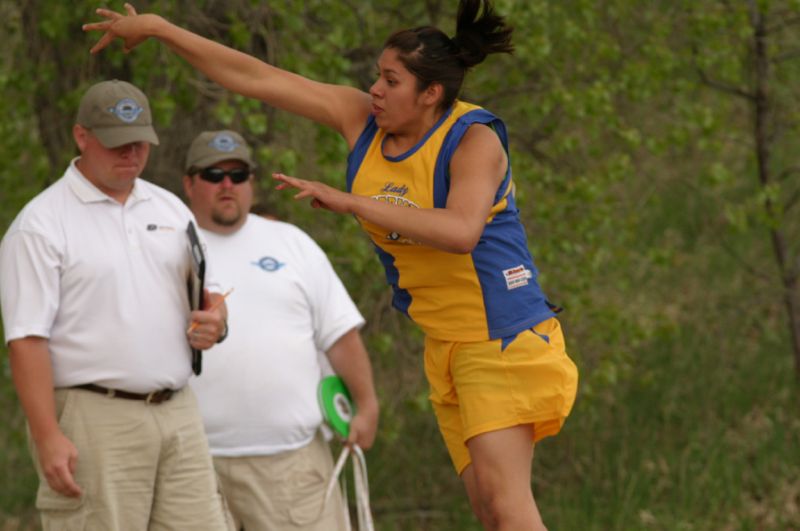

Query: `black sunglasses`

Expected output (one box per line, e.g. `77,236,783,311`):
197,167,251,184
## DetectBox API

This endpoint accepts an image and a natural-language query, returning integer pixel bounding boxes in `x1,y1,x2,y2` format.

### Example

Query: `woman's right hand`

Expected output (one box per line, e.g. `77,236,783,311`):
83,3,157,54
273,173,356,214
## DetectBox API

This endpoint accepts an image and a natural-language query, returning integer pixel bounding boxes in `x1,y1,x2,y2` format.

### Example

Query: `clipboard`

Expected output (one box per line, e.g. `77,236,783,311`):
186,221,205,375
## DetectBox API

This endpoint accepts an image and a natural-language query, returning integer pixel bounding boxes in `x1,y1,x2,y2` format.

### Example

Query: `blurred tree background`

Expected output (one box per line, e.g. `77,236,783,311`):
1,0,799,529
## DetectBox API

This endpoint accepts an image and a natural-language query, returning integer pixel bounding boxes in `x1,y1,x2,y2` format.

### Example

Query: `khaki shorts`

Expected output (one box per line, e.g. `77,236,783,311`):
29,387,231,531
424,317,579,474
213,431,348,531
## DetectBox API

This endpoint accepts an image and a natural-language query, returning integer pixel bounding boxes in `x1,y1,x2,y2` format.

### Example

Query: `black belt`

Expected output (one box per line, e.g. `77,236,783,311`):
73,383,177,404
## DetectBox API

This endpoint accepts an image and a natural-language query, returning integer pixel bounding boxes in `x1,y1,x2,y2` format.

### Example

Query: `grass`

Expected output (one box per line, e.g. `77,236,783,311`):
537,323,800,531
1,303,797,531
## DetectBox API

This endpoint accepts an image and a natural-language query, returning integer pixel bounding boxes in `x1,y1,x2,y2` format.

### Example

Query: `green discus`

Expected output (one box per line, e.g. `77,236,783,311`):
318,375,355,439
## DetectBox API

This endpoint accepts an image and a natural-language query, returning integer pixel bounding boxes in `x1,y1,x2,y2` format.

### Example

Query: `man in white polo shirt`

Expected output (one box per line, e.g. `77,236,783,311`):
183,130,379,531
0,80,231,530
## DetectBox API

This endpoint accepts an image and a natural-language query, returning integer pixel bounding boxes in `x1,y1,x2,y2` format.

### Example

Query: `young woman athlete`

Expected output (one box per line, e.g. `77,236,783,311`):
85,2,578,529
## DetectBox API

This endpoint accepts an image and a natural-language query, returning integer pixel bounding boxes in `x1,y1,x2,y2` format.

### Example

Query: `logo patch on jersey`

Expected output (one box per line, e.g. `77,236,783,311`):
503,265,532,290
108,98,144,123
252,256,285,272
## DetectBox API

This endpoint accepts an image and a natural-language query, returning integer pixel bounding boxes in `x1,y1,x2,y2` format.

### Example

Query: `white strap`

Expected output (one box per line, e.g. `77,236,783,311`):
352,445,374,531
321,444,374,531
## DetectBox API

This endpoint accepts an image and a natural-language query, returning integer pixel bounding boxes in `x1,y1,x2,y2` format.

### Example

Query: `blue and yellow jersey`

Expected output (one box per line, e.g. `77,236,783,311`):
346,101,554,341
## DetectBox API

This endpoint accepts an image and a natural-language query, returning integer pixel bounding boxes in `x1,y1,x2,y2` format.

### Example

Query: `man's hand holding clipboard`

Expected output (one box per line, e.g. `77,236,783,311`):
186,221,230,374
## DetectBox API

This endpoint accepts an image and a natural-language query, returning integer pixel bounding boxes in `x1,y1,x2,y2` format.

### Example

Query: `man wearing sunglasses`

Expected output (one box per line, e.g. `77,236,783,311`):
0,81,231,530
183,130,379,531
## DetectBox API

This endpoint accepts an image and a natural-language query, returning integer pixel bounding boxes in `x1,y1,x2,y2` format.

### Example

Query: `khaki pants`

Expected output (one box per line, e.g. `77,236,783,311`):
29,387,231,531
214,431,348,531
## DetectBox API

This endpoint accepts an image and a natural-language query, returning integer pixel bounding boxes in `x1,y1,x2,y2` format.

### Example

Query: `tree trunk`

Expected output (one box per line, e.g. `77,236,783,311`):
750,3,800,381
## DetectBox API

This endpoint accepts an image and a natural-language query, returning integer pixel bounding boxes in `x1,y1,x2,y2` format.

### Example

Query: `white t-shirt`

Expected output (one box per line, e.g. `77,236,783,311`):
190,214,364,456
0,160,217,393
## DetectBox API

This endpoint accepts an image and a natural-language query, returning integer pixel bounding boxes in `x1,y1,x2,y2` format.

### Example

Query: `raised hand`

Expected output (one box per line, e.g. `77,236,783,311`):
82,3,153,54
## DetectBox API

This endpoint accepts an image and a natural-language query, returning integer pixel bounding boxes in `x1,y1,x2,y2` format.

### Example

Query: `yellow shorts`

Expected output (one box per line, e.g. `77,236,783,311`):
424,317,578,474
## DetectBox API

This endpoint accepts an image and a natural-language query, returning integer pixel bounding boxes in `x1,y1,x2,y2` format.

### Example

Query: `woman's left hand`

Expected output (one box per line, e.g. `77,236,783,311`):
273,173,354,214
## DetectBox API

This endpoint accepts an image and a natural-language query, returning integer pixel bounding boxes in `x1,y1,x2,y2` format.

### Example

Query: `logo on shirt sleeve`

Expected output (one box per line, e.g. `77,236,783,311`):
503,265,532,290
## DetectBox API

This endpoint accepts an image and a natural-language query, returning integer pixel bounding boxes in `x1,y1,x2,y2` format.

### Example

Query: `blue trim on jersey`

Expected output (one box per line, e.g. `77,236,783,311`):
433,109,554,339
502,326,551,352
372,243,412,317
346,109,456,187
501,334,516,351
347,116,378,192
382,106,455,162
532,330,551,344
433,109,511,208
473,208,555,339
346,104,555,340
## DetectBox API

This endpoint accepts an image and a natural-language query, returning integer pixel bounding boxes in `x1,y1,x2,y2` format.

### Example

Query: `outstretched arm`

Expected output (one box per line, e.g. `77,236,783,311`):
325,328,379,450
83,3,372,146
275,124,508,254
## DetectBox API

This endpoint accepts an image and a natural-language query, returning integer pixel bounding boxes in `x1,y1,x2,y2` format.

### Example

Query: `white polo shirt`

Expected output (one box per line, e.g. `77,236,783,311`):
0,159,217,393
190,214,364,456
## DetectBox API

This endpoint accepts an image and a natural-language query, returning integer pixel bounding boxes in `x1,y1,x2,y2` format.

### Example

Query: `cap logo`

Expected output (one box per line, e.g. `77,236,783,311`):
209,133,239,153
108,98,144,123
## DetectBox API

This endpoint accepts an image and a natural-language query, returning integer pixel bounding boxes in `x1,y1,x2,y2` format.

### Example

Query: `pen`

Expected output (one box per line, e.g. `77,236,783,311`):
187,288,234,334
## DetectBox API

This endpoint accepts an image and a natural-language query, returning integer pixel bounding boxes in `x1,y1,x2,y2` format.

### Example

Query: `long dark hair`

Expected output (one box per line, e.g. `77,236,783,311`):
383,0,514,111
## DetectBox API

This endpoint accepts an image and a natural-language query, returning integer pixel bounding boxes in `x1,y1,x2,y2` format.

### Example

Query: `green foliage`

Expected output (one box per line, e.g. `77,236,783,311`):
1,1,800,529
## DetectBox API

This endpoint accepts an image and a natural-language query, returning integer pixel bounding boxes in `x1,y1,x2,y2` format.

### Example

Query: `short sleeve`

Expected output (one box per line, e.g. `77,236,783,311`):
0,229,63,343
293,230,364,352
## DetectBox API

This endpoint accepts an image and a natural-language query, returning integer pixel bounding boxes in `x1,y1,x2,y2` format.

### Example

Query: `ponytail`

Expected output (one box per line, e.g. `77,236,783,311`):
383,0,514,111
453,0,514,68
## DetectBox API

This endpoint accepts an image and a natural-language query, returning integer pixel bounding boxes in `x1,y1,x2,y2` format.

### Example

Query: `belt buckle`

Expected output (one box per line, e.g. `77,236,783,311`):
145,390,163,404
146,389,173,404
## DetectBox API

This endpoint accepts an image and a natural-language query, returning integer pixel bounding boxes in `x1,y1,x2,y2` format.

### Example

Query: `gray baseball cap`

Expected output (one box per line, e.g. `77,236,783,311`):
76,80,159,148
185,130,255,172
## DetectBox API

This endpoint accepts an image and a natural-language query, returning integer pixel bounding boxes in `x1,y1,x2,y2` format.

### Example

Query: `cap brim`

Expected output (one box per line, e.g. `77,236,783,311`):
186,153,256,173
93,125,160,148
